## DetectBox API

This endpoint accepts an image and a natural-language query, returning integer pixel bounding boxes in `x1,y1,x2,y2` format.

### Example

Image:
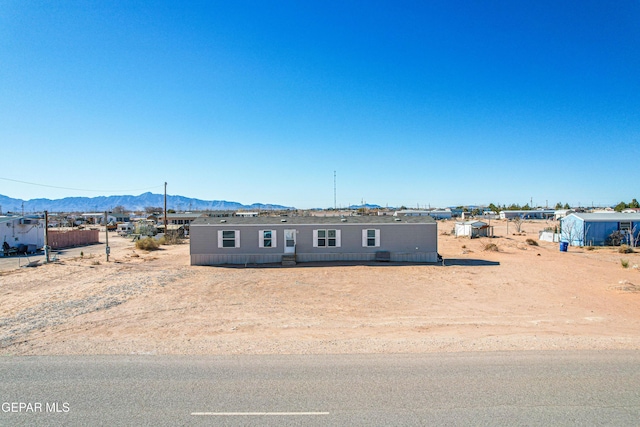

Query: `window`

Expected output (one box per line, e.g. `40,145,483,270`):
314,229,341,247
362,229,380,247
217,230,240,248
620,222,631,232
259,230,277,248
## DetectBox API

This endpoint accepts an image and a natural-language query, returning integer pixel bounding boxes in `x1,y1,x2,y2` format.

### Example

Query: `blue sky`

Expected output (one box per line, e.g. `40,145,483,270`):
1,1,638,209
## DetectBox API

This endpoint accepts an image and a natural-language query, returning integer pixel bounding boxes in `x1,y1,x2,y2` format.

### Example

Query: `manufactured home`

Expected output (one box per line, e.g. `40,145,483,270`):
394,209,452,220
190,215,438,265
560,213,640,246
499,209,555,220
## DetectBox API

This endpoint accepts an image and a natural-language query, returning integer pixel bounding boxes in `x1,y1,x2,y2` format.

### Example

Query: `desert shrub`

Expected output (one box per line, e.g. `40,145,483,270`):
586,246,595,251
484,243,499,252
525,238,538,246
619,244,634,254
162,231,184,245
621,259,629,268
607,231,626,246
135,237,160,251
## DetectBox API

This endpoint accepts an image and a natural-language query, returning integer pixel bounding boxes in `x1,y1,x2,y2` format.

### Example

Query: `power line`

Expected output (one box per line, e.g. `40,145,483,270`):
0,176,164,193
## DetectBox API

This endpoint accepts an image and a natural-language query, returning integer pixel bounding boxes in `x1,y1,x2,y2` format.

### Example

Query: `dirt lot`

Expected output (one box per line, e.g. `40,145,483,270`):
1,219,639,356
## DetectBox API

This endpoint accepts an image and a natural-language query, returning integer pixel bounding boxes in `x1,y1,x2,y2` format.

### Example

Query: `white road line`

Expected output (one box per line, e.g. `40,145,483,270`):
191,412,330,416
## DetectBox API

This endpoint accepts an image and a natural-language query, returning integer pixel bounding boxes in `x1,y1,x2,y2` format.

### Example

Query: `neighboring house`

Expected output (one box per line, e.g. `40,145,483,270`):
1,215,44,254
158,213,204,226
482,211,499,220
235,211,259,217
190,216,439,265
394,209,452,220
394,209,432,217
111,213,130,223
454,221,493,238
499,209,555,220
206,210,236,218
155,213,204,236
82,213,105,224
81,212,130,224
554,209,574,220
560,213,640,246
450,208,465,217
427,209,453,220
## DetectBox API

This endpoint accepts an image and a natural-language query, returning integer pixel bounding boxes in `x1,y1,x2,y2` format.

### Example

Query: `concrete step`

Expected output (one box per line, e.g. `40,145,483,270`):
282,254,296,266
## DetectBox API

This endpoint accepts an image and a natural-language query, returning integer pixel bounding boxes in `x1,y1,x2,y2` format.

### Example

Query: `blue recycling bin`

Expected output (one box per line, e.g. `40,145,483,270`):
559,241,568,252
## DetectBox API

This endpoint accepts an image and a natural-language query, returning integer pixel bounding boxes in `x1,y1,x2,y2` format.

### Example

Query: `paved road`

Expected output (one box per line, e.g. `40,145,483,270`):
1,351,639,426
0,238,121,271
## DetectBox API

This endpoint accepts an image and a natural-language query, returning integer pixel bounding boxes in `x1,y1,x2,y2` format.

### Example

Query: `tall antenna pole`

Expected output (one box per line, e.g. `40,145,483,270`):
333,171,336,210
164,182,168,236
44,210,50,263
104,211,110,262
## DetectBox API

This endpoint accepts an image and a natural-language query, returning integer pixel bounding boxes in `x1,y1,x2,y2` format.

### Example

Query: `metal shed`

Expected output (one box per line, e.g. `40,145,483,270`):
560,213,640,246
454,221,493,238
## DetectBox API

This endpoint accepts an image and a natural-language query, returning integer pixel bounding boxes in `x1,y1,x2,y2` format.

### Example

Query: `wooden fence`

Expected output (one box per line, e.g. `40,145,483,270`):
48,229,100,249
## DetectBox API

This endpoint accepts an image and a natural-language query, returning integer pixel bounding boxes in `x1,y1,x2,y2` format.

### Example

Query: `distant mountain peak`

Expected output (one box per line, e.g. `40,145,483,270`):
0,193,294,213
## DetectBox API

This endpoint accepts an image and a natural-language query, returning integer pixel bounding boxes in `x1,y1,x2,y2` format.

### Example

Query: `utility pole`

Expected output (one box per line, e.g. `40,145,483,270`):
44,210,50,263
104,211,110,262
333,171,336,210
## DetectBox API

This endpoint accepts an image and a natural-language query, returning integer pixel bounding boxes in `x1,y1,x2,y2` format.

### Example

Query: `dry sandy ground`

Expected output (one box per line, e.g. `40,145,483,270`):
1,220,639,356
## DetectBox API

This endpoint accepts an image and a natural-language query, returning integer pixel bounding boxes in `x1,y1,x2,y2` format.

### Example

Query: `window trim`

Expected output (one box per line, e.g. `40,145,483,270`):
217,229,240,248
258,229,277,248
362,229,381,247
313,229,341,248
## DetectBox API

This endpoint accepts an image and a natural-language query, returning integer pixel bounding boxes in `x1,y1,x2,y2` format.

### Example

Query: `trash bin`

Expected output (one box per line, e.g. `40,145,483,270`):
559,241,568,252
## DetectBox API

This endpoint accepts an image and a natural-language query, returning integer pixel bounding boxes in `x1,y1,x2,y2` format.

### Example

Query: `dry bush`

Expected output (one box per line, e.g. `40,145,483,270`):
619,245,634,254
135,237,160,251
586,246,596,251
484,243,499,252
162,231,184,245
525,238,538,246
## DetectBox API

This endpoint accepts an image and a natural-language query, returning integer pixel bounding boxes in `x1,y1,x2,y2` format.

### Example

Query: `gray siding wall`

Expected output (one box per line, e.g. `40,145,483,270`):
190,223,437,265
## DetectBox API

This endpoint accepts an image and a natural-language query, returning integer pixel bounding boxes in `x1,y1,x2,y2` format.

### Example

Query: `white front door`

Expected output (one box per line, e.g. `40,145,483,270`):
284,229,296,254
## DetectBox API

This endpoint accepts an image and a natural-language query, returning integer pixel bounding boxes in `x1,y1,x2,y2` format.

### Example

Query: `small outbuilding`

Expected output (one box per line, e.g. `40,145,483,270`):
454,221,493,238
190,215,439,265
